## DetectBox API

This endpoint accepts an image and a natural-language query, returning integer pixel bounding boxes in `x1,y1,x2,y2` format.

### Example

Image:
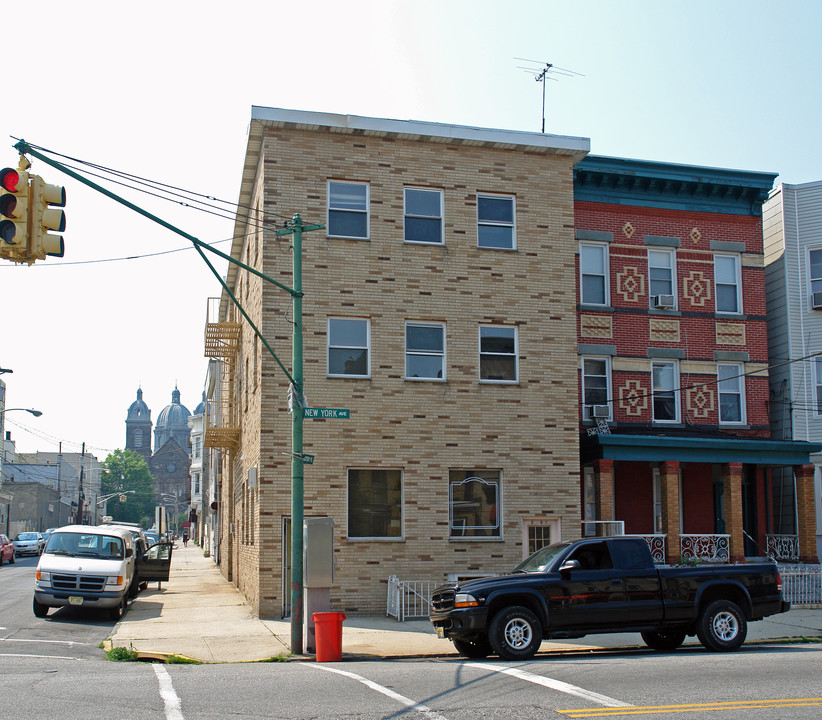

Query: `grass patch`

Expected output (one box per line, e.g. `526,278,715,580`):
165,654,201,664
257,653,292,662
106,644,138,662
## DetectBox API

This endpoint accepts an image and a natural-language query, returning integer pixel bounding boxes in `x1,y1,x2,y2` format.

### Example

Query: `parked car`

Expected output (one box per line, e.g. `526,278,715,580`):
13,532,45,557
430,536,789,660
0,534,15,565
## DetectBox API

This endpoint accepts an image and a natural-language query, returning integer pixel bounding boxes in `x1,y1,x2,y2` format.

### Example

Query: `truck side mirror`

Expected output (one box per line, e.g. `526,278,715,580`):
125,547,133,558
559,559,581,576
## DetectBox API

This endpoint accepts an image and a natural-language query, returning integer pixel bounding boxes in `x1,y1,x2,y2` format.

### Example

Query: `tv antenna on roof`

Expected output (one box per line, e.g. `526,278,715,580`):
515,58,584,133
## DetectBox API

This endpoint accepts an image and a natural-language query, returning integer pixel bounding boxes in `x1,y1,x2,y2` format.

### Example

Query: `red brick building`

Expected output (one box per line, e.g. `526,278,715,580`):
575,156,819,563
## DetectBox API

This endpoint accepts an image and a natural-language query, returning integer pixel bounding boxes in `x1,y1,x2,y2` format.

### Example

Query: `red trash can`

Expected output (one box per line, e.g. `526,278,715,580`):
312,611,346,662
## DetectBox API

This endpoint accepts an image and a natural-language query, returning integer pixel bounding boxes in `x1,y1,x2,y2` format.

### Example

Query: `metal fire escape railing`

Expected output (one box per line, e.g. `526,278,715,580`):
204,297,241,450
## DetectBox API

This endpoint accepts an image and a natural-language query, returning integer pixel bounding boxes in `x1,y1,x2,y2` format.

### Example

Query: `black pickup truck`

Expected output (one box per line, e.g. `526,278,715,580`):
429,536,789,660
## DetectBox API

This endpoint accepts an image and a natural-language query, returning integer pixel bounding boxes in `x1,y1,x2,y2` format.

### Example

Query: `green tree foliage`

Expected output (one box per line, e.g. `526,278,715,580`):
101,449,155,527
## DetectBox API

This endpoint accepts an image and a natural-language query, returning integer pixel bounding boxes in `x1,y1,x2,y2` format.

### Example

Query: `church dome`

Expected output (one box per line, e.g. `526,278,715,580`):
193,391,206,416
154,387,192,453
127,388,151,420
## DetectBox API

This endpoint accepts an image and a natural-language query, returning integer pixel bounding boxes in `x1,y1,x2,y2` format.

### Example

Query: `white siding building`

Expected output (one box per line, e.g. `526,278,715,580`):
764,180,822,559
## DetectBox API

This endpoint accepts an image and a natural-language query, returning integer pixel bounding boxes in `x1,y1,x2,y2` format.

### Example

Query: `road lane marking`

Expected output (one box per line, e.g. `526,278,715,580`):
1,638,90,645
464,663,631,708
153,664,185,720
558,698,822,716
0,653,77,660
306,663,450,720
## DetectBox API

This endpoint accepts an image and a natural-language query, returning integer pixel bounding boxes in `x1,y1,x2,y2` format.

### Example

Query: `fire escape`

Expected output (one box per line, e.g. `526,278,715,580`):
203,297,241,450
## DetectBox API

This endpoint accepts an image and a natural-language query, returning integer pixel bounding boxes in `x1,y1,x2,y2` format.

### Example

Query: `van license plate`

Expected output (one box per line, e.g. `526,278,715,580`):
436,626,445,639
68,596,83,606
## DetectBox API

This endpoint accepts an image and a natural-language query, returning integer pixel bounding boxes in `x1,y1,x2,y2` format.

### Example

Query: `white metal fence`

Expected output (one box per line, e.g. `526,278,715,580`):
778,564,822,608
386,575,438,621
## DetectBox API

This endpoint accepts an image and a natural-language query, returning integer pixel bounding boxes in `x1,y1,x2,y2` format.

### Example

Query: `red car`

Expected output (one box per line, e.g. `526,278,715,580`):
0,534,14,565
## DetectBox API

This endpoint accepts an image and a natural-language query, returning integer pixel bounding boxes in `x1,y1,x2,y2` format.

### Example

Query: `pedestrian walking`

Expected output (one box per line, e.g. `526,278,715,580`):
183,530,189,547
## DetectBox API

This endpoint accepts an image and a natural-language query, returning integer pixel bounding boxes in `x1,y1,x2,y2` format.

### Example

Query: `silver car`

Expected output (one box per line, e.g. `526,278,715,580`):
13,532,45,557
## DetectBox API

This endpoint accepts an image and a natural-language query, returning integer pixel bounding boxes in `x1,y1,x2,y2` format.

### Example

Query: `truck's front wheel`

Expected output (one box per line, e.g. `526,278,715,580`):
697,600,747,652
489,606,542,661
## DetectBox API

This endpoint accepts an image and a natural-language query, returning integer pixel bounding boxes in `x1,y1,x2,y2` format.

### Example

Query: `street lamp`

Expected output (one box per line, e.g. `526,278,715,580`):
0,407,43,417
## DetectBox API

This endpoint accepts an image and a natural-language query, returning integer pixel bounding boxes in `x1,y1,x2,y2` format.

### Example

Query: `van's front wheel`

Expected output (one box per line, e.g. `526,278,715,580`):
33,597,49,618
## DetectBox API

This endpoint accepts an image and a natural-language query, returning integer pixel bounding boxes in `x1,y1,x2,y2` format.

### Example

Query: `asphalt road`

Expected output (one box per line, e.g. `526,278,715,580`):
1,638,821,719
0,554,114,661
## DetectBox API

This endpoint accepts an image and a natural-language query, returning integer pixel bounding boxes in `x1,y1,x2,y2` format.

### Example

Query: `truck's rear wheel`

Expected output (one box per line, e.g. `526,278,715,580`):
697,600,747,652
641,629,686,651
488,606,542,661
453,636,492,659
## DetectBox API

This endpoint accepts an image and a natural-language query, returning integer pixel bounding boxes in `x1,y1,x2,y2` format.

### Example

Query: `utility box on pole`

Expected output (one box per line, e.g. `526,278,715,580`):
303,516,334,653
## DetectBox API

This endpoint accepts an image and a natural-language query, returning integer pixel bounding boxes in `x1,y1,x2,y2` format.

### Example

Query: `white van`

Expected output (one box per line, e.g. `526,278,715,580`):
34,525,136,620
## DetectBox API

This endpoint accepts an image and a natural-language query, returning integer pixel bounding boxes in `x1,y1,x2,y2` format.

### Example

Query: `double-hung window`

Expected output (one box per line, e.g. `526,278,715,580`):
580,243,609,305
347,469,402,539
404,188,443,244
810,249,822,304
479,325,518,382
327,180,369,239
649,248,676,308
652,360,679,423
477,194,515,249
328,318,370,377
717,363,745,424
582,357,611,420
714,254,742,313
405,322,445,380
815,357,822,416
449,470,501,538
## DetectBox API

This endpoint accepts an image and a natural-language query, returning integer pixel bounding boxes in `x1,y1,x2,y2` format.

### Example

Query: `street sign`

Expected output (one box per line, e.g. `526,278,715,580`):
301,454,315,464
303,407,350,419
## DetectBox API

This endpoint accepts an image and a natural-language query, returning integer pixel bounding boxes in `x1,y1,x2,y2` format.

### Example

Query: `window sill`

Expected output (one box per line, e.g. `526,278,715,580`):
449,536,505,542
346,537,405,542
579,304,614,312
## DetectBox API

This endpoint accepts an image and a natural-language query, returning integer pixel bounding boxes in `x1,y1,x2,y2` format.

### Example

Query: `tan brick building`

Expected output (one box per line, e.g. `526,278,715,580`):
206,107,590,617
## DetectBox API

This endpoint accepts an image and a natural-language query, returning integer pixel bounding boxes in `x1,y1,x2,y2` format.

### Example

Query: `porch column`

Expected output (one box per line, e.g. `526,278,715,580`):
659,461,681,562
722,463,744,562
794,464,819,563
594,459,614,523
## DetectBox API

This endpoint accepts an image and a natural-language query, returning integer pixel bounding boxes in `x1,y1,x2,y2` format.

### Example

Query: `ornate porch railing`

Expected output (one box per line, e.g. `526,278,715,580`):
637,534,667,563
778,564,822,607
680,534,730,563
766,534,800,562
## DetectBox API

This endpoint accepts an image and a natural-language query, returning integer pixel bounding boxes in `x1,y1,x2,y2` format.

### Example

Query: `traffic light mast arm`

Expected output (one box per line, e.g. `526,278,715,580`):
12,140,300,386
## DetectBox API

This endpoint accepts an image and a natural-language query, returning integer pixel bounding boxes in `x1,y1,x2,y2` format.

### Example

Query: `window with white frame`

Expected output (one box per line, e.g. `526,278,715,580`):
404,188,443,244
477,194,515,249
580,242,609,305
405,322,445,380
582,357,611,420
718,363,745,424
479,325,518,382
714,254,742,313
347,468,402,539
194,472,201,496
328,318,370,377
652,360,679,422
193,436,201,459
449,470,500,538
649,248,676,307
810,249,822,303
327,180,369,239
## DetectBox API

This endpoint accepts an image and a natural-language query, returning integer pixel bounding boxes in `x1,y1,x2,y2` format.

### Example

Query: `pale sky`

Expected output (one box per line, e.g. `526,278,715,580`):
2,0,820,457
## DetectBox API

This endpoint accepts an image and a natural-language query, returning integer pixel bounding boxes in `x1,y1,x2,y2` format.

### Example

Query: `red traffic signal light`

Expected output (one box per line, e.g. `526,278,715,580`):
0,161,31,261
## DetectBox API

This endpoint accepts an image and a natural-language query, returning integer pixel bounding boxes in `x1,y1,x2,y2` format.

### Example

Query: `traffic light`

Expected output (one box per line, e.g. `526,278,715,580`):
29,174,65,260
0,158,31,262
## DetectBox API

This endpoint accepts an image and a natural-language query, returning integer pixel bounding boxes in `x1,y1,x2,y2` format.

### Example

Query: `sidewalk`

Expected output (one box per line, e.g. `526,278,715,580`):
108,544,822,663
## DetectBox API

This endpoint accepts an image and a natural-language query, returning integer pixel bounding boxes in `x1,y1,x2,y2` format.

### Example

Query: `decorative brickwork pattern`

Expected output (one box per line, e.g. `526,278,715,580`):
683,270,711,307
619,380,647,416
716,322,746,346
649,318,680,343
685,384,715,419
616,266,645,302
580,315,613,339
622,221,635,238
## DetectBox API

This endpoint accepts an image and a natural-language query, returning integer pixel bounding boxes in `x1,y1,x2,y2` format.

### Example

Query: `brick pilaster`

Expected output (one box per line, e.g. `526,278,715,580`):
794,464,819,563
722,463,744,562
659,461,681,562
595,458,614,523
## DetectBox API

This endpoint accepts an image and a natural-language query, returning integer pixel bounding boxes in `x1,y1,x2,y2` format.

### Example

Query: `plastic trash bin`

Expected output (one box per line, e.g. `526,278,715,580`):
312,611,346,662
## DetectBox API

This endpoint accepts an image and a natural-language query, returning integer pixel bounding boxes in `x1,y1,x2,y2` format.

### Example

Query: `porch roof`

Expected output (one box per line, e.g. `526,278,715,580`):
581,434,822,465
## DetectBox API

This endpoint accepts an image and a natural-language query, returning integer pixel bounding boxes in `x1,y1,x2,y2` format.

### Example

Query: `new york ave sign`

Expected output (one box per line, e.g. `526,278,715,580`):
303,407,350,419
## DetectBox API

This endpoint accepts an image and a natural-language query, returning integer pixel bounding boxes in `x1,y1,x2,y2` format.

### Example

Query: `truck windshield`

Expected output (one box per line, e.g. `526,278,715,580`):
45,532,124,559
512,541,572,573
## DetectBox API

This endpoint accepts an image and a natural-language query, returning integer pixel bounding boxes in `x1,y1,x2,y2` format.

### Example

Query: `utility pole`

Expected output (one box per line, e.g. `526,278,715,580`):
275,214,323,656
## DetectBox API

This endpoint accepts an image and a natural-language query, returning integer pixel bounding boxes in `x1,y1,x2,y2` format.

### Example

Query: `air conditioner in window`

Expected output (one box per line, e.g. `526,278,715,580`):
590,405,611,419
812,291,822,310
653,294,675,309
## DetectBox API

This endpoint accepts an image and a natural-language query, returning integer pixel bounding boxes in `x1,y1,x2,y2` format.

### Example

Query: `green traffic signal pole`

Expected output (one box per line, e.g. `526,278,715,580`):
14,140,324,656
